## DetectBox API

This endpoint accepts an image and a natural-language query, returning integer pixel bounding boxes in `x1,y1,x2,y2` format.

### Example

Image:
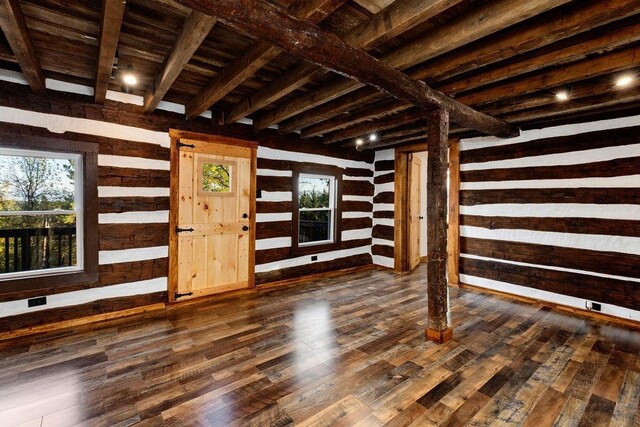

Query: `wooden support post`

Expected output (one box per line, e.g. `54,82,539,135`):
426,109,452,344
447,139,460,287
393,150,409,273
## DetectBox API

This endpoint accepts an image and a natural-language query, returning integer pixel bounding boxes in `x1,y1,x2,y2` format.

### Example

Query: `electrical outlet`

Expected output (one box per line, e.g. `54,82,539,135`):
586,301,602,312
28,296,47,308
311,255,318,261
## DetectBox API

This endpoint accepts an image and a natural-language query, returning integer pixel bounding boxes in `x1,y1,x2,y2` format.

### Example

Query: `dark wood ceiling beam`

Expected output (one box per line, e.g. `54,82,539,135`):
224,0,462,124
331,46,640,145
184,0,345,120
302,18,640,138
459,45,640,108
254,0,571,130
95,0,126,104
143,11,217,113
372,71,640,149
176,0,518,138
0,0,45,93
323,110,426,144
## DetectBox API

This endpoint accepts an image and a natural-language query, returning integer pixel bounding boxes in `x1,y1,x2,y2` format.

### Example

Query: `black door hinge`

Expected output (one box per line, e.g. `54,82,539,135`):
175,226,194,233
175,292,193,299
177,141,196,149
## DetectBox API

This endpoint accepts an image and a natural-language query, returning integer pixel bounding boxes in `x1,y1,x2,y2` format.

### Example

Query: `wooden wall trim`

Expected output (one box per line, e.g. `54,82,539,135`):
394,150,409,273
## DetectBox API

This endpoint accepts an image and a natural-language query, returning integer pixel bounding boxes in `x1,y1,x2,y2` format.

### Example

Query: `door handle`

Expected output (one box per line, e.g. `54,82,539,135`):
242,225,249,231
242,213,248,219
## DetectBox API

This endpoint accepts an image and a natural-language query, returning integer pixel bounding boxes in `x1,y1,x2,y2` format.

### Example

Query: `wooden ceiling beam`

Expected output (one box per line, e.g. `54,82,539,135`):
0,0,45,93
184,0,345,120
289,0,640,135
176,0,517,138
224,0,462,124
303,18,640,138
330,44,640,145
254,0,571,130
323,109,426,144
459,45,640,108
95,0,126,104
143,11,216,113
369,69,640,149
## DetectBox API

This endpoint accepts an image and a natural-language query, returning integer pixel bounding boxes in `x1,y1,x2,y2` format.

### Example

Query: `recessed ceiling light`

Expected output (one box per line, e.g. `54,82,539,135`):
369,133,377,142
616,75,634,87
123,73,137,86
556,91,569,101
355,138,364,146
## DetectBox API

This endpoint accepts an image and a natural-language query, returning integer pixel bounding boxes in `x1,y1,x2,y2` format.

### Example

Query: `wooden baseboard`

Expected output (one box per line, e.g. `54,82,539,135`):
0,265,377,341
425,327,453,344
0,302,166,342
460,282,640,330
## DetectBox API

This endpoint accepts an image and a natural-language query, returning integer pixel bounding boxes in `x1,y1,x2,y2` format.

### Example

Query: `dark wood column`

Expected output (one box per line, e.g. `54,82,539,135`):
426,108,452,344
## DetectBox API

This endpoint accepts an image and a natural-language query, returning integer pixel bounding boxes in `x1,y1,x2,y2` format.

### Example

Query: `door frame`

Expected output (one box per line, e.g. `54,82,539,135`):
393,140,460,282
168,129,258,303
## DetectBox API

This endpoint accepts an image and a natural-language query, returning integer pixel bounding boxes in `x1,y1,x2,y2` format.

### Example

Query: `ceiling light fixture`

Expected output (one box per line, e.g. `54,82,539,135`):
369,133,377,142
555,91,569,102
616,75,634,87
355,138,364,146
122,65,137,87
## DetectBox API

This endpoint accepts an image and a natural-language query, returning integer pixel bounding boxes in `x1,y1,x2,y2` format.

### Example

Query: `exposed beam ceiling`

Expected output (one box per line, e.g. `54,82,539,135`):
176,0,518,138
253,0,572,131
314,19,640,142
184,0,346,120
95,0,126,104
143,11,217,113
0,0,45,93
224,0,463,124
289,0,640,136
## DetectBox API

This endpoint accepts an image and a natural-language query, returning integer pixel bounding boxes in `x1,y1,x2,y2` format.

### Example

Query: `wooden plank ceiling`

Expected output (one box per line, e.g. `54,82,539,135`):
0,0,639,148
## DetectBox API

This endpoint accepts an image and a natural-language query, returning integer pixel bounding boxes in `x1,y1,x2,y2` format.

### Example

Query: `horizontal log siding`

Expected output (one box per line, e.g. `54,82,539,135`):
255,149,374,284
459,120,640,314
372,150,395,269
0,79,375,321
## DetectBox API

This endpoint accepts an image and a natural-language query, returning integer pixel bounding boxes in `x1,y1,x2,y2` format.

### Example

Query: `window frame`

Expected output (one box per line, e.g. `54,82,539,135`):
0,134,98,301
291,164,342,256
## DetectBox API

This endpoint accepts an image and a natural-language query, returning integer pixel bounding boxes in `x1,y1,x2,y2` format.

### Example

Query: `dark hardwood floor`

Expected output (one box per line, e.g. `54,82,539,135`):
1,264,639,426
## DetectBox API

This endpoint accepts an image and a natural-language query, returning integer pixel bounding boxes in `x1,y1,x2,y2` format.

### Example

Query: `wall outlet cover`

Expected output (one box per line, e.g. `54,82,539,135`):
28,296,47,307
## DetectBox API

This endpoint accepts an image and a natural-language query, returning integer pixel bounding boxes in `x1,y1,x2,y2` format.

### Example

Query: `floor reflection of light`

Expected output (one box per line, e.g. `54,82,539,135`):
3,372,83,425
292,301,336,372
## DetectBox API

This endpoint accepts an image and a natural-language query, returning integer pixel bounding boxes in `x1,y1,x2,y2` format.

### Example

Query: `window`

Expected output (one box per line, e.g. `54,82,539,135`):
0,135,98,299
292,166,342,254
199,159,235,195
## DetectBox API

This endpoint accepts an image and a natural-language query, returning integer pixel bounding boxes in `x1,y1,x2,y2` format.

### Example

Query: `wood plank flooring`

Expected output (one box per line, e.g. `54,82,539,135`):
1,264,640,426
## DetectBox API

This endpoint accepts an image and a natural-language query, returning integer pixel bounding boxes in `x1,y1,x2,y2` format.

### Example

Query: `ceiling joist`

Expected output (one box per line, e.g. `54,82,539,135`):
253,0,572,131
310,18,640,141
176,0,518,138
143,10,217,113
224,0,464,124
184,0,346,120
95,0,126,104
0,0,45,94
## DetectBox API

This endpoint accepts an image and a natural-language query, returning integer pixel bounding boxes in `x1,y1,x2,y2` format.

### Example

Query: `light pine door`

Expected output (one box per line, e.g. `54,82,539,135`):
409,154,422,270
169,132,256,302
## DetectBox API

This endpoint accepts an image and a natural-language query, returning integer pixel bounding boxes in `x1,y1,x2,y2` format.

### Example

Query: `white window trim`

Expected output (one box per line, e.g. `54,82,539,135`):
0,147,84,281
298,173,337,247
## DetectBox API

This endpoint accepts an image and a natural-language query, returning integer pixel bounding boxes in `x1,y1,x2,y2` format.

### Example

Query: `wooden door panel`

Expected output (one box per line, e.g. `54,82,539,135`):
409,155,422,270
170,132,256,302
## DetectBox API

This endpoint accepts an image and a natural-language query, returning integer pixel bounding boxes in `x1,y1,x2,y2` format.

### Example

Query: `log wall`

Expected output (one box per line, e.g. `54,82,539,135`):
0,77,373,324
370,115,640,321
458,116,640,320
372,149,395,268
